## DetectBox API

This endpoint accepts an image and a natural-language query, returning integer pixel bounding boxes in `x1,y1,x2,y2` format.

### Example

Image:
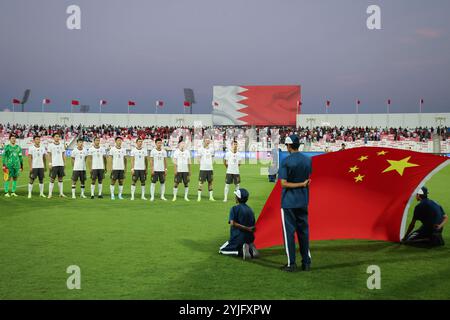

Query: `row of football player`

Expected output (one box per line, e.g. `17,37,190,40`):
25,133,243,201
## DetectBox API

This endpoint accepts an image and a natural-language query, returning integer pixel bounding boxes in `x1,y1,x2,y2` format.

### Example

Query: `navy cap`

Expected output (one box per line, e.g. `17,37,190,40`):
417,186,428,196
234,188,249,201
285,134,300,145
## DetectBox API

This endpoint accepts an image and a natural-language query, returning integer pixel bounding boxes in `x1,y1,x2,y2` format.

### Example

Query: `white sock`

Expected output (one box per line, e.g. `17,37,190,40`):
28,183,33,195
184,187,189,198
235,184,240,191
173,187,178,198
110,185,115,196
160,184,165,198
58,182,63,195
224,184,230,198
131,185,136,198
49,182,54,196
39,183,44,195
81,186,85,196
98,183,103,196
118,185,123,196
150,183,156,198
141,186,145,198
72,186,76,198
91,184,95,196
197,190,202,199
209,190,214,198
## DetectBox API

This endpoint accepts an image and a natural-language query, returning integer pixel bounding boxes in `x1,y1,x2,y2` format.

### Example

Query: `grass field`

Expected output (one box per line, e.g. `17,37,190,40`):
0,158,449,300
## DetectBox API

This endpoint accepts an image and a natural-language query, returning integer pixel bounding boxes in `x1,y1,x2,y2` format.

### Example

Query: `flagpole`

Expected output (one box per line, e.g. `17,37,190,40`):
419,99,422,113
99,102,101,114
42,101,44,113
12,103,15,113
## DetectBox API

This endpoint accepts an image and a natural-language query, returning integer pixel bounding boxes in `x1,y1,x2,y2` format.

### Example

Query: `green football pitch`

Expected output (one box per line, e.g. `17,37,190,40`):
0,159,449,300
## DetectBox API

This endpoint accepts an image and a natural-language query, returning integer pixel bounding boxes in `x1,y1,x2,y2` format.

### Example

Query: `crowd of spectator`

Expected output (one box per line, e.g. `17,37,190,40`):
0,123,448,144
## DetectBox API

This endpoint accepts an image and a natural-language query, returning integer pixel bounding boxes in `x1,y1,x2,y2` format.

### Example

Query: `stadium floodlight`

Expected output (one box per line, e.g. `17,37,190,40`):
20,89,31,112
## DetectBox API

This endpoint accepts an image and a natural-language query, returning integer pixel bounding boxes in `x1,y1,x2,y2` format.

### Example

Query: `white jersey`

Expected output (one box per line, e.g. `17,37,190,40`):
131,147,148,170
225,151,241,174
71,148,88,171
47,142,65,167
173,149,190,173
150,148,167,172
110,146,127,170
88,146,106,170
198,146,214,171
28,144,47,169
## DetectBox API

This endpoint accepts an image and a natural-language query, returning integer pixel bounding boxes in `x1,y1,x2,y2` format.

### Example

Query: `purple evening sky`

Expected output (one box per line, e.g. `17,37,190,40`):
1,0,450,115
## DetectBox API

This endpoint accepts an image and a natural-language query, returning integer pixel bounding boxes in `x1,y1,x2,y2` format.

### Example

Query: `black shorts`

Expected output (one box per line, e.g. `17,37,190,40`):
132,170,147,184
91,169,105,182
174,172,190,185
199,170,213,183
151,171,166,184
50,166,65,179
225,173,240,185
30,168,45,182
111,170,125,181
72,170,86,182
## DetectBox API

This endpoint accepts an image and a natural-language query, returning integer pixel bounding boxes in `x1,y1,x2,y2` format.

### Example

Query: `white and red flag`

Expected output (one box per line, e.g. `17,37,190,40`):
212,85,300,125
42,98,51,105
100,99,107,106
156,100,164,108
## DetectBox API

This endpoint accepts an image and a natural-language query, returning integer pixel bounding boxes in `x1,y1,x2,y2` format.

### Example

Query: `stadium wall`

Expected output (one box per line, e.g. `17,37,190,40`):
297,113,450,128
0,112,213,127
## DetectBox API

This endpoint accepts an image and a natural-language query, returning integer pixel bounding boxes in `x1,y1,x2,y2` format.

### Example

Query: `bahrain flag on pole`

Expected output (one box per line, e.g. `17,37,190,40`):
254,147,449,249
212,85,300,126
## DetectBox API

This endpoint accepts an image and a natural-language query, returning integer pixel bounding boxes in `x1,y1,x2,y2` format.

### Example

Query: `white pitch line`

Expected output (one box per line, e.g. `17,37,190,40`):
0,178,72,192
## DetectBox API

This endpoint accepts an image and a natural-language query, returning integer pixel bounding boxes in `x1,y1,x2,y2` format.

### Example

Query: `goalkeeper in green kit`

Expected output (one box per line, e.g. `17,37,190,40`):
2,134,23,197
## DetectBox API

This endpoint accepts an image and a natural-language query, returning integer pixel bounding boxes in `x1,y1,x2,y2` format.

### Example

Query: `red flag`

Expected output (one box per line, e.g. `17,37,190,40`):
71,100,80,106
212,101,219,108
357,99,361,105
254,147,449,249
388,99,391,105
420,99,424,104
156,100,164,107
184,101,191,107
128,100,136,106
100,100,107,105
12,99,21,104
326,100,331,107
42,98,51,104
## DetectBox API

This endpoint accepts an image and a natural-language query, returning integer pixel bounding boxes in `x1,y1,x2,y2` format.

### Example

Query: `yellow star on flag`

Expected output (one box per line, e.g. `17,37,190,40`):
357,155,368,162
382,156,419,176
377,150,388,156
349,165,359,173
354,174,365,182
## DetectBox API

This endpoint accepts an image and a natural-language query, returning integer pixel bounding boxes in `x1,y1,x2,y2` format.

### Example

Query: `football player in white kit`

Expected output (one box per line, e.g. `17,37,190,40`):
149,138,167,201
172,140,191,201
47,132,66,198
223,140,242,202
27,135,47,198
197,138,215,201
71,139,88,199
88,136,107,199
109,137,127,200
130,138,148,200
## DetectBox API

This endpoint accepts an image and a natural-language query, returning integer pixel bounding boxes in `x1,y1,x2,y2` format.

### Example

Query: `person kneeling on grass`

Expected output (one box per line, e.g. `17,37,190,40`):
402,186,447,247
219,188,259,260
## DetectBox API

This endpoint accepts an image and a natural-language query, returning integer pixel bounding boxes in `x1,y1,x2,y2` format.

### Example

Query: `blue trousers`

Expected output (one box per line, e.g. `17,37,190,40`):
281,207,311,267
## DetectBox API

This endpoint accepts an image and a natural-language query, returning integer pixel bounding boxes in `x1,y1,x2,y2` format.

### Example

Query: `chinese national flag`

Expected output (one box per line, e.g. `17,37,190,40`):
128,100,136,106
12,98,21,104
184,101,191,107
71,100,80,106
254,147,449,249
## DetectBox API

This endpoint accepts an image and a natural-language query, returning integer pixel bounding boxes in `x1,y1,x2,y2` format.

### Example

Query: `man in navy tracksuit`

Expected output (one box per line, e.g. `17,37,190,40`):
279,135,312,272
219,188,259,260
402,186,447,247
